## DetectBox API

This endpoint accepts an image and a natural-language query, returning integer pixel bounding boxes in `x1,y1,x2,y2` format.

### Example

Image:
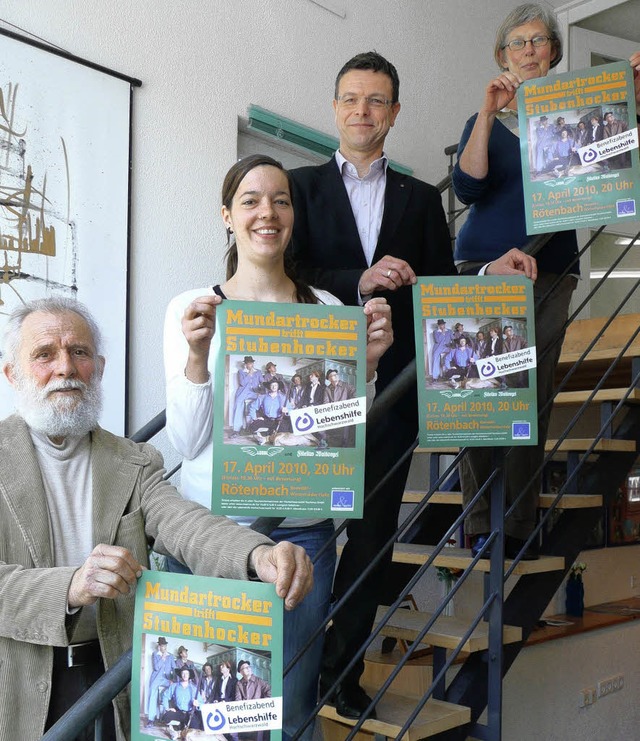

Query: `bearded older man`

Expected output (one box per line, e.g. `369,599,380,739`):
0,297,313,741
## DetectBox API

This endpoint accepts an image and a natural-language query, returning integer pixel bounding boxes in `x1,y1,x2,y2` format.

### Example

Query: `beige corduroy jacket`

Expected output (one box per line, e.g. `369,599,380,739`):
0,415,272,741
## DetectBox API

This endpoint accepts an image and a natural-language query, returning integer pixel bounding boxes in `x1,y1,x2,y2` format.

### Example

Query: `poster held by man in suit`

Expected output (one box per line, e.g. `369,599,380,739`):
413,276,538,448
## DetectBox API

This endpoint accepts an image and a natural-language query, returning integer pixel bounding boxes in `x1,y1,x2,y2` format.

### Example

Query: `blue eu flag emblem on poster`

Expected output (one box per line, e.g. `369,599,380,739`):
331,489,354,511
512,422,531,440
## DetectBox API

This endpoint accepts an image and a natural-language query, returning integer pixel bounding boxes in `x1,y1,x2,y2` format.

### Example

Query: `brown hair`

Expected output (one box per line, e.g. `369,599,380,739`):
335,51,400,104
221,154,317,304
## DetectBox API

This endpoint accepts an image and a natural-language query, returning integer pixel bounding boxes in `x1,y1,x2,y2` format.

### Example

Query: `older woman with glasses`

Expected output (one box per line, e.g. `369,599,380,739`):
453,3,640,561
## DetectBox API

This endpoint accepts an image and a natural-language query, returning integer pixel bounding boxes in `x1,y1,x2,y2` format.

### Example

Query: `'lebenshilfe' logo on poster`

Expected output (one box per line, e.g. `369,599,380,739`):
476,347,537,380
201,698,283,734
290,397,367,433
577,128,639,167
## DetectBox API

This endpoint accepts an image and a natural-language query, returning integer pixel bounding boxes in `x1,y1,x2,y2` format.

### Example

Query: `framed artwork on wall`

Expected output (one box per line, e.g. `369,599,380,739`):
0,27,140,434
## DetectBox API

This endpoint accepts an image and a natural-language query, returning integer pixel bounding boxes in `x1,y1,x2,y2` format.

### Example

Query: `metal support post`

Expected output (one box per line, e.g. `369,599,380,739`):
485,453,506,741
432,646,447,700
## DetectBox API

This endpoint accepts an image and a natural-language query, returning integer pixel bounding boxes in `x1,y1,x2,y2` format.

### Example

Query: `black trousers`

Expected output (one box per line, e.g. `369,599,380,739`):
321,402,416,689
47,645,116,741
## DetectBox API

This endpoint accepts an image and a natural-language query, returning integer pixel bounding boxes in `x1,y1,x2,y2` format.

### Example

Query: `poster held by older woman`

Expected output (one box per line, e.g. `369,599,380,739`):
518,59,640,233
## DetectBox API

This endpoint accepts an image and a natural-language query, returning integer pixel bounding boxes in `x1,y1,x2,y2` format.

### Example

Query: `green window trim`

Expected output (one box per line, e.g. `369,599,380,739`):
247,104,413,176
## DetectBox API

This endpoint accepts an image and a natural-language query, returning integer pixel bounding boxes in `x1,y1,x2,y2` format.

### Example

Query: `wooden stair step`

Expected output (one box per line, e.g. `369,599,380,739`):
538,492,602,508
416,438,635,454
554,387,640,405
374,606,522,652
403,491,463,505
558,313,640,366
555,314,640,390
403,490,603,509
547,438,635,452
318,684,470,740
363,647,437,698
415,446,460,454
337,542,564,574
383,543,563,575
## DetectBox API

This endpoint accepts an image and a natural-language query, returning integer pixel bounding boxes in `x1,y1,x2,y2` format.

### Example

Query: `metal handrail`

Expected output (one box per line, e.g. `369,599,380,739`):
129,409,166,443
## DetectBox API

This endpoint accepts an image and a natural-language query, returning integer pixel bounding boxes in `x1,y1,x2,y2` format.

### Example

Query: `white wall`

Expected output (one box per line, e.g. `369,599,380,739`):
503,620,640,741
4,1,639,738
0,0,524,437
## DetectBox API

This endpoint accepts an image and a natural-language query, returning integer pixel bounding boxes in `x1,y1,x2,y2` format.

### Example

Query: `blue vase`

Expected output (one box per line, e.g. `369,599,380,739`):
566,574,584,617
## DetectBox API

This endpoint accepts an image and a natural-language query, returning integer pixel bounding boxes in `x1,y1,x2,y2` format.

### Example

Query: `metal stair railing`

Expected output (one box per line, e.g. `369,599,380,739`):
442,367,640,740
432,178,640,738
319,190,640,739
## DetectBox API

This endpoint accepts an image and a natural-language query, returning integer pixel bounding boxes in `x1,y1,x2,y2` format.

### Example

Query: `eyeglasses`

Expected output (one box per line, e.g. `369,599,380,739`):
336,95,392,109
502,35,552,52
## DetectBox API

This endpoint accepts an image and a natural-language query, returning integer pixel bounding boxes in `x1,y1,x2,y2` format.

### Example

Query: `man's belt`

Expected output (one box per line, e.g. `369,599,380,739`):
54,640,102,668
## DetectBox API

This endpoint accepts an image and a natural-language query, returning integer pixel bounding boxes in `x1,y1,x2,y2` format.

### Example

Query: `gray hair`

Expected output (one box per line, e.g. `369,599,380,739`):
2,297,103,367
494,3,563,71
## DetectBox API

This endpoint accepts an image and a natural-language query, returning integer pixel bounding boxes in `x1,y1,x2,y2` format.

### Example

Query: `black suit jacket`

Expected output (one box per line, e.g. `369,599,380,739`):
587,123,604,144
212,675,237,702
289,157,457,393
301,382,325,407
487,336,503,357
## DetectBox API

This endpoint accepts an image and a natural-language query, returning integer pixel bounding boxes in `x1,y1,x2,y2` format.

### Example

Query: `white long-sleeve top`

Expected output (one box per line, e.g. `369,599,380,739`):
163,285,376,526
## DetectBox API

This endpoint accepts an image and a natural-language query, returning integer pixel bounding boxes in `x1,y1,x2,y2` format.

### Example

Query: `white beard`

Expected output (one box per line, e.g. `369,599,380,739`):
13,371,103,439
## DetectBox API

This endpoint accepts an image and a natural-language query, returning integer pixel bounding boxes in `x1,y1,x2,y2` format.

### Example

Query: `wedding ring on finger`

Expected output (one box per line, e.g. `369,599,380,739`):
387,269,392,278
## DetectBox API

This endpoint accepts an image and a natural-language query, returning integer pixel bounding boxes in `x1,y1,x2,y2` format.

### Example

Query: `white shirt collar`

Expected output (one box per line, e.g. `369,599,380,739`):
335,149,388,180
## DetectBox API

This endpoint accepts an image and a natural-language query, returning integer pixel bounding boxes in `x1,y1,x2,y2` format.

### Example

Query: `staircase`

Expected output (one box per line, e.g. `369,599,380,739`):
319,308,640,741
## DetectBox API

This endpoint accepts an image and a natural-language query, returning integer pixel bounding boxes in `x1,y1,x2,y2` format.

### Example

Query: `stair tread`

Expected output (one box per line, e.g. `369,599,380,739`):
547,438,635,452
374,605,522,651
415,437,635,453
558,314,640,366
336,542,564,575
403,491,463,505
403,490,603,509
554,387,640,405
318,685,470,739
538,492,602,508
395,543,564,574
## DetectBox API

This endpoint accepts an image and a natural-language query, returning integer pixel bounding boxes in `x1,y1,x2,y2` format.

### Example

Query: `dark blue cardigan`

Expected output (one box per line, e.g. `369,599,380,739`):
452,113,579,276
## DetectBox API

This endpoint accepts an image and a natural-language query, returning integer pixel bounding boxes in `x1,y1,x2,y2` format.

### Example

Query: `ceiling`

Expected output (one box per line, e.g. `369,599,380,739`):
575,0,640,44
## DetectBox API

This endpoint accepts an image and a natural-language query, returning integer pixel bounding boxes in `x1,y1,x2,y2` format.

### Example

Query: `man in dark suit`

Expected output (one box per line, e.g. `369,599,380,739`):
587,115,604,144
212,661,237,702
486,326,503,357
288,51,535,719
300,370,325,407
502,325,528,389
